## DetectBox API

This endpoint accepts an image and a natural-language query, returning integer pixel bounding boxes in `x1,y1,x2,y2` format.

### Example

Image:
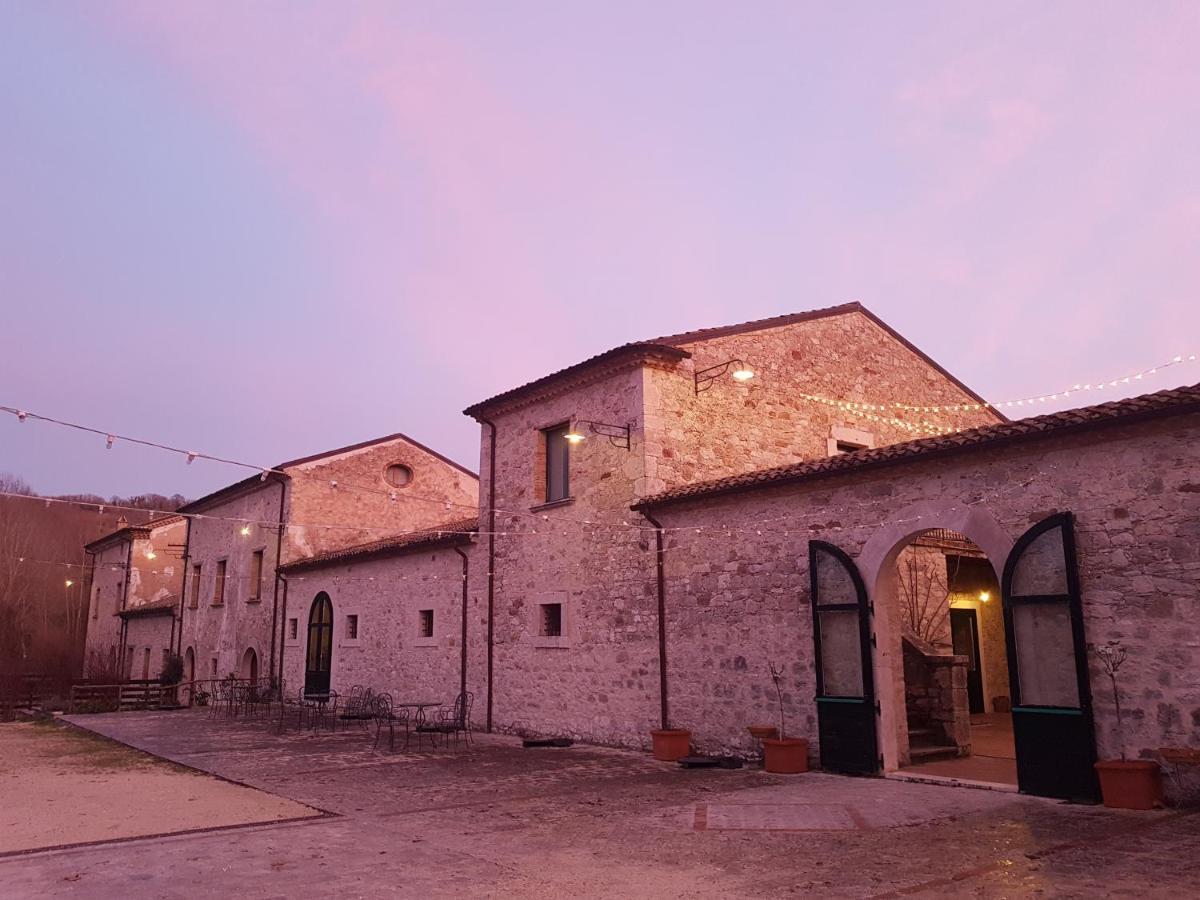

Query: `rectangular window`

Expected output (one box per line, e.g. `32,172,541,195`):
346,614,359,640
539,602,563,637
248,550,264,601
213,560,226,606
835,440,867,454
288,618,298,640
189,564,201,608
419,609,434,638
114,581,123,613
142,648,151,680
211,657,218,678
544,423,571,502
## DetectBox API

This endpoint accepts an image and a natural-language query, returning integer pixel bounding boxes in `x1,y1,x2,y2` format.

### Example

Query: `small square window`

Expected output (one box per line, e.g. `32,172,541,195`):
540,602,563,637
419,610,434,638
346,614,359,640
835,440,867,454
288,618,298,640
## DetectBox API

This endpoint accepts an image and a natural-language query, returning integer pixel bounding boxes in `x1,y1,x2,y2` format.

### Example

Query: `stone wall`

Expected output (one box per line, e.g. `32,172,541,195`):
468,366,661,744
83,541,128,677
902,636,970,758
281,545,472,709
284,437,478,560
465,309,1009,747
122,616,174,680
648,412,1200,777
178,482,285,684
644,309,1002,495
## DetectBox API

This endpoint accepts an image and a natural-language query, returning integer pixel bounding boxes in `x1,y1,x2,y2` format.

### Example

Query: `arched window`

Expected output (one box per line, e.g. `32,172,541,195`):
305,592,334,695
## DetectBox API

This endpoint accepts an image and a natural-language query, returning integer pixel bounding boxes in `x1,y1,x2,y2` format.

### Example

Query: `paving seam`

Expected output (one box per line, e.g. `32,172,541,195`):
55,717,338,817
0,811,337,863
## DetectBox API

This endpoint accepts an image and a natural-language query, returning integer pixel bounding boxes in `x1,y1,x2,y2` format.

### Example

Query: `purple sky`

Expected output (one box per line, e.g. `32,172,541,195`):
2,2,1198,499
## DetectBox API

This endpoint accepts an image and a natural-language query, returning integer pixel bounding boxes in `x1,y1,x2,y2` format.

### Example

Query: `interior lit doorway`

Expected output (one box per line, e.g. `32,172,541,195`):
893,529,1016,786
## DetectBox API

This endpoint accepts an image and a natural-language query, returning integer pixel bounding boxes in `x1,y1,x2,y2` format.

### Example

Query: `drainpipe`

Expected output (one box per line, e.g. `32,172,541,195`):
82,549,96,676
480,417,498,733
453,543,470,703
175,515,192,657
119,538,134,679
276,572,289,690
640,509,670,730
268,478,286,685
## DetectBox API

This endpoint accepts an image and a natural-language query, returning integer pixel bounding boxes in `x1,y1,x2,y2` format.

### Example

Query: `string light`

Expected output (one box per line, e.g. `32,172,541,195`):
800,352,1196,415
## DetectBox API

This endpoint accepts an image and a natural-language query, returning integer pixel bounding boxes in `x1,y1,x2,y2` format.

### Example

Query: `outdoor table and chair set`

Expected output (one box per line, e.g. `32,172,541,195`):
201,676,473,752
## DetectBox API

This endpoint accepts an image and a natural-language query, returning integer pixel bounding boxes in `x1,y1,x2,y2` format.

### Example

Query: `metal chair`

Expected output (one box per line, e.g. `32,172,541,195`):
339,685,375,730
418,691,474,748
372,693,412,752
308,690,339,731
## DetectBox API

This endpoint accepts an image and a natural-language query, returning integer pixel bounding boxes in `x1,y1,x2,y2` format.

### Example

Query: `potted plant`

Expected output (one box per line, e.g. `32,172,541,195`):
650,725,691,761
763,662,808,773
1091,640,1162,809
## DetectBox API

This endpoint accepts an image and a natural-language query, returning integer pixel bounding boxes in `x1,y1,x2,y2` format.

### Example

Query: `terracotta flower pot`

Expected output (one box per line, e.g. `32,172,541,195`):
763,737,809,774
650,729,691,761
747,725,779,741
1095,760,1162,810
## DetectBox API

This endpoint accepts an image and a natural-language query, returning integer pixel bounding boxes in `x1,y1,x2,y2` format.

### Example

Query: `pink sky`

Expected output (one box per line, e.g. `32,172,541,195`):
1,2,1197,497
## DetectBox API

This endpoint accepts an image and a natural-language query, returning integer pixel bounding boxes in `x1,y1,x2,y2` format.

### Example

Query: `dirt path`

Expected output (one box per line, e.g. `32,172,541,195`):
0,720,318,855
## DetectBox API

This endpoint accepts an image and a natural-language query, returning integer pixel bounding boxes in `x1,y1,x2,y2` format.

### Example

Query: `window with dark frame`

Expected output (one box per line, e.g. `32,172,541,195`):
189,564,201,608
346,614,359,640
248,550,264,601
419,609,434,638
540,602,563,637
544,423,571,503
213,560,226,606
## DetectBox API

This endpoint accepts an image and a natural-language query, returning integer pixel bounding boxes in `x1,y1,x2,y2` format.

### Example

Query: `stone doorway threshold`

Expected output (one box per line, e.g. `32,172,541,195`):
886,769,1018,793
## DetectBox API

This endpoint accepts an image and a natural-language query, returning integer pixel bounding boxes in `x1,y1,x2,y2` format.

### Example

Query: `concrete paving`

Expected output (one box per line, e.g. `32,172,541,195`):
2,709,1196,898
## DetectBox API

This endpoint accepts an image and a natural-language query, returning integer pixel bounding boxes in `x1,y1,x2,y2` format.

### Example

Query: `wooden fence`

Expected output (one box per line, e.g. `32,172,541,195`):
68,680,175,714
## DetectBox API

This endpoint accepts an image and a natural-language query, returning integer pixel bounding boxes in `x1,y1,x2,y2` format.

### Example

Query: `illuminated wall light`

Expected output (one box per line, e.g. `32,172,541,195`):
240,525,251,537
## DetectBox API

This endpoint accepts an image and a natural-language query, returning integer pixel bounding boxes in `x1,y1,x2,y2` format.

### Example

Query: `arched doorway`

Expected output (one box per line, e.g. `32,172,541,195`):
820,509,1098,801
184,647,195,705
240,647,259,683
305,592,333,696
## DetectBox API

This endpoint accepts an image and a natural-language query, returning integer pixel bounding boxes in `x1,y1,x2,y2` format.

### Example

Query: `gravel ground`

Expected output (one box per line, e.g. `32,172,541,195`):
0,720,317,855
1,710,1196,898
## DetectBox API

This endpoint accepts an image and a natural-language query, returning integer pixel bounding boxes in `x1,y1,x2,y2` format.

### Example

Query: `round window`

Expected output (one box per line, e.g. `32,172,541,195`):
384,464,413,488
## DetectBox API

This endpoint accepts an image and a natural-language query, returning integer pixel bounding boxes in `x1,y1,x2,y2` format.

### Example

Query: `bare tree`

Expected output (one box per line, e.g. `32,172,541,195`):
896,547,954,646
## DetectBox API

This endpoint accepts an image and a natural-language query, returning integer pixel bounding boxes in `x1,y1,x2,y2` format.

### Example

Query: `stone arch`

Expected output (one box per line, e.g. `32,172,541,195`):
855,501,1014,772
240,646,260,682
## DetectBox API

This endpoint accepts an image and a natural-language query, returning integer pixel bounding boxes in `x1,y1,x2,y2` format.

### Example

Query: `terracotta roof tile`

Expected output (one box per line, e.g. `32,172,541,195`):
279,518,478,572
119,597,178,618
635,383,1200,509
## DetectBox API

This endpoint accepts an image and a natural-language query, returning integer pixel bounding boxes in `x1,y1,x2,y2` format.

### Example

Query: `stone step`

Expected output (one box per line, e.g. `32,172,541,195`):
909,744,959,762
907,726,938,739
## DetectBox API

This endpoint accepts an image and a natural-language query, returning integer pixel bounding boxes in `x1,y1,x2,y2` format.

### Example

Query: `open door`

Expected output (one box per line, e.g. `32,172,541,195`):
1002,513,1099,801
809,541,878,774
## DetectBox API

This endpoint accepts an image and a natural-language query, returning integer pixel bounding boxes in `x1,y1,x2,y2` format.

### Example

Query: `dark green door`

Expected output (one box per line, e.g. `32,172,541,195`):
809,541,878,774
1001,513,1099,801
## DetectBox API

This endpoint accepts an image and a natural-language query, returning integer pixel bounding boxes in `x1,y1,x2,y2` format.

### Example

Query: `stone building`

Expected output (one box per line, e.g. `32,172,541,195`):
174,432,478,690
82,515,186,680
81,301,1200,803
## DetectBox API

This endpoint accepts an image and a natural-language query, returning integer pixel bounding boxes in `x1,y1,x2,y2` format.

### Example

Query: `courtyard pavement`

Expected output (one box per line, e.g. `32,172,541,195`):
2,709,1197,898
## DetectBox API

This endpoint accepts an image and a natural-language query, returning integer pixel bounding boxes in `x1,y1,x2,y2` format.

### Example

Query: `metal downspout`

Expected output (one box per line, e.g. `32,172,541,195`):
481,418,497,733
640,509,669,730
269,478,286,685
453,544,470,704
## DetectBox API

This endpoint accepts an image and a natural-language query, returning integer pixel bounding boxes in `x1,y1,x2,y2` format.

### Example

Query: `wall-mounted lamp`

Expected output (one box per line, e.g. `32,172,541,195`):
694,359,755,394
565,420,632,450
240,525,252,537
979,591,991,603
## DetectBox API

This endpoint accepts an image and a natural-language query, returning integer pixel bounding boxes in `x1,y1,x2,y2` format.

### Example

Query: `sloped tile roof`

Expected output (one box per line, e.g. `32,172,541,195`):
119,596,179,618
635,383,1200,510
278,518,478,572
463,301,998,420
